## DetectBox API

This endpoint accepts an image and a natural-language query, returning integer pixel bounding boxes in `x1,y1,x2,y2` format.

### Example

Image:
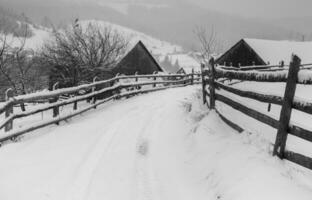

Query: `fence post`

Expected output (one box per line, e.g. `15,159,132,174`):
201,64,207,104
114,73,120,86
273,55,301,158
209,58,216,110
153,71,157,88
4,88,14,132
20,92,26,112
92,76,99,108
135,71,139,90
52,82,60,120
191,68,194,85
114,73,120,99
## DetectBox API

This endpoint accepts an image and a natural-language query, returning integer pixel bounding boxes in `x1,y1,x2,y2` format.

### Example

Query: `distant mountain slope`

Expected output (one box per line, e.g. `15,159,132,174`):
2,18,199,72
78,20,183,56
3,19,181,54
77,20,200,72
0,6,34,37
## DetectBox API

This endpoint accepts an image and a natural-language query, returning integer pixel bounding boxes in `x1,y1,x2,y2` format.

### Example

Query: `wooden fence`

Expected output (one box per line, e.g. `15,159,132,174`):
0,71,201,144
202,55,312,170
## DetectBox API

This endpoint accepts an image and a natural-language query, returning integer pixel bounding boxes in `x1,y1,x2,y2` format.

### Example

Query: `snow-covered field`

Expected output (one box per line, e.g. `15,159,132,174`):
0,86,311,200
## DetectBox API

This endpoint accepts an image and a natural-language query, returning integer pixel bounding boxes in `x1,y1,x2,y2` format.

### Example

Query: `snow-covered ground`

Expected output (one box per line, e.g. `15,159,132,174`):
0,86,311,200
215,81,312,158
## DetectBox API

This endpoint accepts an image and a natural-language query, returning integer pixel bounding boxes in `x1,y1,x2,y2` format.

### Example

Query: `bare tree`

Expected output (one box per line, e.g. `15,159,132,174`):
0,24,40,96
194,26,222,67
41,20,128,87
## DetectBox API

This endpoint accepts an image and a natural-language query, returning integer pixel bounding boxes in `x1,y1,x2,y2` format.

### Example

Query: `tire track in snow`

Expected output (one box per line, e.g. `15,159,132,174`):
64,121,121,200
134,103,166,200
64,107,139,200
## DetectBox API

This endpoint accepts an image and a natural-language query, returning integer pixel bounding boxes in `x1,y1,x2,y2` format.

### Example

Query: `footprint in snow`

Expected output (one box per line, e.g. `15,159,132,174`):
137,140,149,156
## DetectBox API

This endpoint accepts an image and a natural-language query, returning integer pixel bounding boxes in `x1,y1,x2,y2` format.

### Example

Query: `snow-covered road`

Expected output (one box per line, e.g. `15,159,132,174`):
0,86,206,200
0,85,312,200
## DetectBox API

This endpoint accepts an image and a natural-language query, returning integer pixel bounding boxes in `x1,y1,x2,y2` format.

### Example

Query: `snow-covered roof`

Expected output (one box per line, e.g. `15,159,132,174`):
244,38,312,65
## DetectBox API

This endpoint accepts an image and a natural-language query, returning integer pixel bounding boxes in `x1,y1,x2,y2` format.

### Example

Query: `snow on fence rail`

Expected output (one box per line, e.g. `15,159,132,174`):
0,72,201,144
202,56,312,170
216,65,312,84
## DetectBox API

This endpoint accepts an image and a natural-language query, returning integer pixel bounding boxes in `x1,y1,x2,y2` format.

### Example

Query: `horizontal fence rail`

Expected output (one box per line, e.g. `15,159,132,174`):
215,82,312,115
202,55,312,170
0,72,201,144
215,67,312,84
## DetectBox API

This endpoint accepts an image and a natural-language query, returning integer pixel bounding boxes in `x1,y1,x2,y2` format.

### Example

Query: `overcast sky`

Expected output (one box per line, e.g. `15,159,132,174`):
3,0,312,19
186,0,312,19
94,0,312,19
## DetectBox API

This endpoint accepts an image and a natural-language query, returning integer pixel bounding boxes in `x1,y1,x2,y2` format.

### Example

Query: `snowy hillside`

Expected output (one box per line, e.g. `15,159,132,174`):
78,20,183,56
0,24,50,50
6,19,200,72
79,20,200,72
5,20,183,56
96,0,169,15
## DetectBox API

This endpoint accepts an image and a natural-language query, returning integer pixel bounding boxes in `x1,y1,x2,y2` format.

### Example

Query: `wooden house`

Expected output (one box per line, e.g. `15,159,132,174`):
48,41,163,89
176,67,186,74
216,38,312,67
112,41,164,75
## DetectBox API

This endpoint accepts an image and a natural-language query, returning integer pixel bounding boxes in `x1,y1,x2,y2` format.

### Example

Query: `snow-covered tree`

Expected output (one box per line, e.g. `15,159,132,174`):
41,20,128,87
173,59,181,72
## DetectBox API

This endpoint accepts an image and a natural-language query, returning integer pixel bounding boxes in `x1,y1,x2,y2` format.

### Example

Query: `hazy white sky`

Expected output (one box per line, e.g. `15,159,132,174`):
93,0,312,19
187,0,312,19
8,0,312,19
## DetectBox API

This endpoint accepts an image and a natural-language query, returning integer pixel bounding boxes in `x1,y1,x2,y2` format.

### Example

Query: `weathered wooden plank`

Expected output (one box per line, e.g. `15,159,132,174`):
215,82,283,105
219,65,275,71
118,74,188,80
215,108,244,133
213,92,312,143
273,55,301,158
0,85,121,130
215,93,280,129
284,151,312,170
288,125,312,143
215,68,288,82
216,81,312,115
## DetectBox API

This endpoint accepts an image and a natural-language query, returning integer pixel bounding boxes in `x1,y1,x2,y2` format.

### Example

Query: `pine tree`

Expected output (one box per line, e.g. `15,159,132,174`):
173,59,180,72
161,55,173,73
